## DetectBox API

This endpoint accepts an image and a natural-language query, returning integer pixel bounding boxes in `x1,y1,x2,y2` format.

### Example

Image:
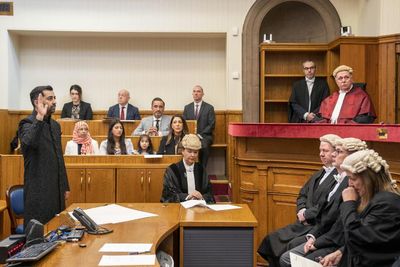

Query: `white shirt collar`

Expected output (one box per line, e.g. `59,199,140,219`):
305,77,315,83
183,161,194,172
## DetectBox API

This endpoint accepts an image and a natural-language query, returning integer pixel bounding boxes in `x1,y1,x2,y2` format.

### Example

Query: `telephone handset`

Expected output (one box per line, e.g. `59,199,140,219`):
72,208,113,235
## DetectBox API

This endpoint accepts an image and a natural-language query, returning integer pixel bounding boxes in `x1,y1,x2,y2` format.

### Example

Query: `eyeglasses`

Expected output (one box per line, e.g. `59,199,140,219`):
303,66,316,71
336,76,351,81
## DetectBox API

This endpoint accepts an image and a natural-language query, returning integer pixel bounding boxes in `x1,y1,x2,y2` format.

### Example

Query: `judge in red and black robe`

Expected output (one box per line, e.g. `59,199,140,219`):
314,65,376,124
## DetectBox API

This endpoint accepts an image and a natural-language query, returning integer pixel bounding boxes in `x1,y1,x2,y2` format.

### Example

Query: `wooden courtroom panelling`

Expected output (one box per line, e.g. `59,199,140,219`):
117,167,166,203
267,194,298,232
63,167,116,207
0,110,11,154
0,155,24,238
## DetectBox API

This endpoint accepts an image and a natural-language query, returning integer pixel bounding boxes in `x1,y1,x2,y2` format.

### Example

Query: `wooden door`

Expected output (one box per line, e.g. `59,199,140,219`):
85,168,115,203
65,168,86,207
145,168,166,202
116,168,146,202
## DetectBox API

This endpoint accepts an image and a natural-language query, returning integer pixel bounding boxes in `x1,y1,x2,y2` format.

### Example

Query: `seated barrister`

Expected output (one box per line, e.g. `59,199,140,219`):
99,119,134,155
160,134,215,204
65,121,99,155
314,65,376,124
158,115,189,155
320,150,400,267
132,97,171,137
61,84,93,120
288,60,330,123
257,134,340,267
279,137,368,267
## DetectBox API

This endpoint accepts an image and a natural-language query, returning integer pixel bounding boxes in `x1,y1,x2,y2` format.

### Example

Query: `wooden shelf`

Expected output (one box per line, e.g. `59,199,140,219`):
260,43,329,122
264,74,328,78
264,99,288,103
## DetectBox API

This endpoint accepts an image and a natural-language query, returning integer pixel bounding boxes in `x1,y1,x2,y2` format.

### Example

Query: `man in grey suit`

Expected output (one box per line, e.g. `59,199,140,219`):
183,85,215,167
132,97,171,136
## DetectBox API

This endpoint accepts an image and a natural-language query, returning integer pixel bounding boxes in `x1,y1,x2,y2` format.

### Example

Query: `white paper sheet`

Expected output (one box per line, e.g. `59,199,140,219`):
207,204,242,211
99,243,152,253
290,252,323,267
98,255,155,266
180,200,241,211
143,154,163,159
69,204,157,225
180,199,207,209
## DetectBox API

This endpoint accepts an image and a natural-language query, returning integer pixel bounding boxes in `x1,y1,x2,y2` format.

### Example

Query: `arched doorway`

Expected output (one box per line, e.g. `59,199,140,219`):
242,0,341,122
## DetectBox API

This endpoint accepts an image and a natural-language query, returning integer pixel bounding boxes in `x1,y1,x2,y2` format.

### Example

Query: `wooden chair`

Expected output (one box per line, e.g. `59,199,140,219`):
6,185,24,234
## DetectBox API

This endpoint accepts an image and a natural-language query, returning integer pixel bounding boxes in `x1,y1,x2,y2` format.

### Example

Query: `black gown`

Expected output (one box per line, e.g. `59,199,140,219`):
18,112,70,227
257,168,337,266
160,160,214,204
339,191,400,267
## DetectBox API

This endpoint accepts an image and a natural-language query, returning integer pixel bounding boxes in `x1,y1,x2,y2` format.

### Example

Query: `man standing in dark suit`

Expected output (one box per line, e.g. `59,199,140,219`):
107,89,141,120
288,60,330,123
183,85,215,168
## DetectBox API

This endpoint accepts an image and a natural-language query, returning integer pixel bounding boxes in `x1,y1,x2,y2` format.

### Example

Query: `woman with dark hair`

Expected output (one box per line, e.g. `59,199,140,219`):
158,115,189,155
319,149,400,267
99,119,134,155
61,84,93,120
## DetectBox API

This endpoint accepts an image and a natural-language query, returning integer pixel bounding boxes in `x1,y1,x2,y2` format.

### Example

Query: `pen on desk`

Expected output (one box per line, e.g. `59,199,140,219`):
129,250,151,255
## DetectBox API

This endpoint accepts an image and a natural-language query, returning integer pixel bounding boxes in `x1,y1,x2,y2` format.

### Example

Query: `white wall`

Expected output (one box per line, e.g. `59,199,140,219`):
380,0,400,35
1,0,399,110
17,34,226,110
0,0,255,110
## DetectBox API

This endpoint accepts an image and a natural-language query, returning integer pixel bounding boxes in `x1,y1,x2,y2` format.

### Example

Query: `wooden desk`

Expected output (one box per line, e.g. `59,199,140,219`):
37,203,257,267
41,203,181,267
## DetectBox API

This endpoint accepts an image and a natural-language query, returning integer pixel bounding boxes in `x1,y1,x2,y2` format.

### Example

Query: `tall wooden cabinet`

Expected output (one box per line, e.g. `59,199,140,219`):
260,43,329,122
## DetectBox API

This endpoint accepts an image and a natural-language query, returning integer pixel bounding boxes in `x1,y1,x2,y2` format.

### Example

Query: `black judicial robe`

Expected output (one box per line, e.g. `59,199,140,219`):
340,191,400,267
18,112,70,227
257,168,337,266
160,160,215,204
304,177,349,239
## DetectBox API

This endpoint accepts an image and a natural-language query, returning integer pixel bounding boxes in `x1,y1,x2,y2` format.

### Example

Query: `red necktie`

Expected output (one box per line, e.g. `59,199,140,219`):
120,106,125,120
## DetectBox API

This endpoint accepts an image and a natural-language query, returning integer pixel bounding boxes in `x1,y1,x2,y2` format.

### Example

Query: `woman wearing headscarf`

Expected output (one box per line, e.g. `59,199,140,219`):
65,121,99,155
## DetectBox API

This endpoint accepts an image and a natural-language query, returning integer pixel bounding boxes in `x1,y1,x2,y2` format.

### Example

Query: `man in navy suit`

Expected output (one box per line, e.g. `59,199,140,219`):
288,60,330,123
183,85,215,168
107,89,141,120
